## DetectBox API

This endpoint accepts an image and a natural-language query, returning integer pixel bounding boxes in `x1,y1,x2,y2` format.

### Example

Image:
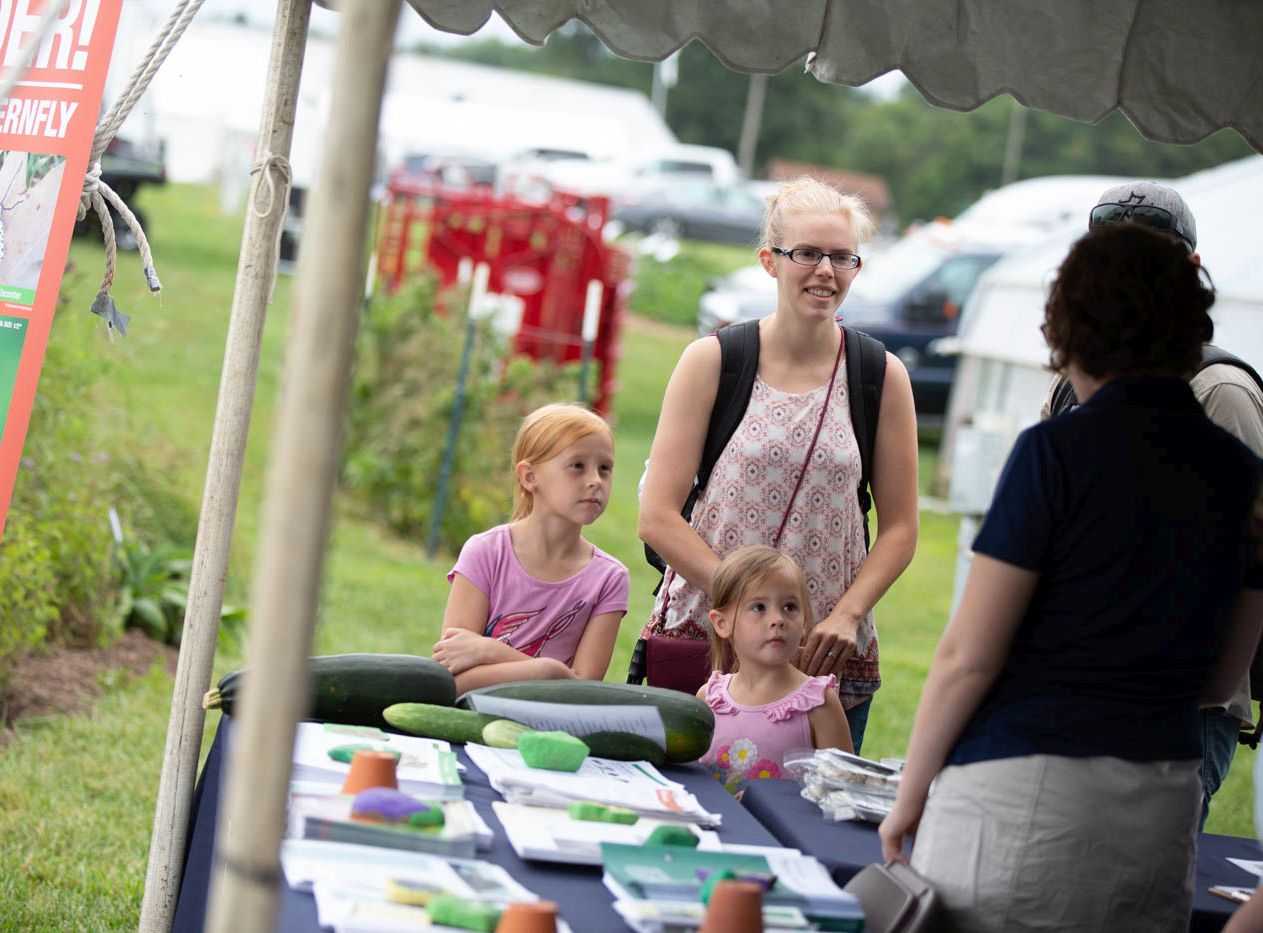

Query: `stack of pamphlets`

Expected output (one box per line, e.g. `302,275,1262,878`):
287,722,493,852
281,839,571,933
492,802,723,866
600,843,864,931
291,721,464,800
465,743,722,828
288,792,480,858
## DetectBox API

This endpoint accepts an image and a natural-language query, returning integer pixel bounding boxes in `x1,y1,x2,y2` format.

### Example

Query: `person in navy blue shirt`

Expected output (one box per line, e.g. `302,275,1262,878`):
880,224,1263,933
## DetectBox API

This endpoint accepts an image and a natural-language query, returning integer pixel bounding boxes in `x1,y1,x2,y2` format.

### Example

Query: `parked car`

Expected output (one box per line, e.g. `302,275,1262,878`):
389,152,498,190
503,143,745,203
612,180,765,245
840,226,1008,422
632,144,742,188
73,134,166,251
696,220,1013,423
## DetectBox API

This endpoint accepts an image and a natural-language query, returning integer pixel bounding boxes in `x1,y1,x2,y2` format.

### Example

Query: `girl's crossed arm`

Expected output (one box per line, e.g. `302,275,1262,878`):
433,574,573,692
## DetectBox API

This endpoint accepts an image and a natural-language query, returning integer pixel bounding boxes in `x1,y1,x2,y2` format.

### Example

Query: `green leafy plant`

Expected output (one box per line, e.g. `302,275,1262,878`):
344,275,582,553
114,540,245,648
115,541,189,644
622,239,752,327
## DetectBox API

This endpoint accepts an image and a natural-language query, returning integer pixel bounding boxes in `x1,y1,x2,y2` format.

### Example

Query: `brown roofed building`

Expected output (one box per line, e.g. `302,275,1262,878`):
764,159,892,221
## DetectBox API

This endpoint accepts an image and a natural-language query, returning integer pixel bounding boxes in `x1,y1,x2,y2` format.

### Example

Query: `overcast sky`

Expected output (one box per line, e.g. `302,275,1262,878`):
131,1,906,98
133,1,534,48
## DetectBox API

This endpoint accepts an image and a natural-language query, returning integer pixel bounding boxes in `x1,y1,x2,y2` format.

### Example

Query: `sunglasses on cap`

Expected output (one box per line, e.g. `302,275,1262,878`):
1088,202,1194,252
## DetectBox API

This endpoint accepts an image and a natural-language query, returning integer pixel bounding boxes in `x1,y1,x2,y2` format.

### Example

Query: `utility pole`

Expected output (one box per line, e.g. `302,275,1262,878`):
737,73,769,178
651,51,679,117
1001,103,1027,187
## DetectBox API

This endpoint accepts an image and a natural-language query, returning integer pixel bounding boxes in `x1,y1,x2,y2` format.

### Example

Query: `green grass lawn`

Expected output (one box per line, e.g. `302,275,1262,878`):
0,183,1255,929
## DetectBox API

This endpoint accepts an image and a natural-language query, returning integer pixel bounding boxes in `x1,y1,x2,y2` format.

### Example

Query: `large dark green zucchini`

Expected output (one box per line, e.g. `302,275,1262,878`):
457,680,714,764
203,653,456,728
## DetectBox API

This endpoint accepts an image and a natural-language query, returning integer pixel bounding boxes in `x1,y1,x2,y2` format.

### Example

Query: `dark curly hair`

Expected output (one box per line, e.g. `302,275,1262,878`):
1042,224,1215,378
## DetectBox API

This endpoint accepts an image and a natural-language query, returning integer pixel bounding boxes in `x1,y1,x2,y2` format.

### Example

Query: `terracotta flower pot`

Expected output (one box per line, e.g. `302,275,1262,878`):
494,899,559,933
340,749,399,795
699,880,764,933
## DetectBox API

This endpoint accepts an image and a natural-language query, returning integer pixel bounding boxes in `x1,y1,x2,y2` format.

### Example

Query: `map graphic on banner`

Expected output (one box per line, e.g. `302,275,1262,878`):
0,0,123,538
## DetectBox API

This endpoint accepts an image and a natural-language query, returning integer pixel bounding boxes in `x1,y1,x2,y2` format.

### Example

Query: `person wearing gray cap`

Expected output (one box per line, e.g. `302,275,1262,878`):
1040,180,1263,829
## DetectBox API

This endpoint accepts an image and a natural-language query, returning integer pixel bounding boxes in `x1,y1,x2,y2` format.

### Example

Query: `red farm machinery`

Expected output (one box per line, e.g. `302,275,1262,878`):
376,171,630,416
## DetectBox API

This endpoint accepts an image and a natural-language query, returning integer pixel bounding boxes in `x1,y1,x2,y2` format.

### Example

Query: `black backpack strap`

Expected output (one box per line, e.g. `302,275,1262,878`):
696,320,761,492
1200,345,1263,395
844,326,886,551
1048,374,1079,417
642,320,760,583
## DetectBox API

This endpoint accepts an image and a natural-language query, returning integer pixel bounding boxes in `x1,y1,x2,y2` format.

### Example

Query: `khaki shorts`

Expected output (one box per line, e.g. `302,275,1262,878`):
911,754,1200,933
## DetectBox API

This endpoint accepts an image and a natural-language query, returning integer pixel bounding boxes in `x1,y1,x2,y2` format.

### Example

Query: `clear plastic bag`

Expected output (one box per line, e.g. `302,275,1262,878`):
784,747,905,824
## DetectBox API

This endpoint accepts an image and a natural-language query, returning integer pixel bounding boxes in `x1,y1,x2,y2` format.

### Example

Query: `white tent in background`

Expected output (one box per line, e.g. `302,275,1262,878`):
938,155,1263,603
110,15,677,186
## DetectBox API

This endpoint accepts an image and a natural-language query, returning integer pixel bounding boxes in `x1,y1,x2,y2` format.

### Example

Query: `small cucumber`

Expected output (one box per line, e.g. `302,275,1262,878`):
384,702,500,744
481,718,533,749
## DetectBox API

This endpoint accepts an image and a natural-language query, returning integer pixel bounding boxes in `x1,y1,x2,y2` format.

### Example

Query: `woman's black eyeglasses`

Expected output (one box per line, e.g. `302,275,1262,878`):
771,246,862,270
1088,203,1194,252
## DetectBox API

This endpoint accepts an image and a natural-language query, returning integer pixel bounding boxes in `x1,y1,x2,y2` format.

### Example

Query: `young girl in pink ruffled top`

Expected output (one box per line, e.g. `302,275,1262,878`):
699,546,853,795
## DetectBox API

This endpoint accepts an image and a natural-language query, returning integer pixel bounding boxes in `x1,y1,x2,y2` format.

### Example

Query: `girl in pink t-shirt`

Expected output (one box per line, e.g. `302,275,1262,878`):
432,404,629,693
699,546,852,795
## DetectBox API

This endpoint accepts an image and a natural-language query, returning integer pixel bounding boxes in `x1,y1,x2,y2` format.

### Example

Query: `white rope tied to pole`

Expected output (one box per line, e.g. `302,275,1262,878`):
79,0,207,334
249,152,293,302
82,160,164,338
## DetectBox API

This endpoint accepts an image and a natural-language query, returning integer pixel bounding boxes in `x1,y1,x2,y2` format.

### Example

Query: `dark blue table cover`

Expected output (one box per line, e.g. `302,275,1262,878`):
740,777,1261,933
173,716,780,932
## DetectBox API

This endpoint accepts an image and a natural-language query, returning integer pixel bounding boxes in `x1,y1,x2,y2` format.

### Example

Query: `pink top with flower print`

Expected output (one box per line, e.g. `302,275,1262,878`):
699,671,838,795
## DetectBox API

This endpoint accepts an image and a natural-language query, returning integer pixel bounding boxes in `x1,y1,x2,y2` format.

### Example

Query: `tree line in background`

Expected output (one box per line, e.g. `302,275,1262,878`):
419,24,1253,227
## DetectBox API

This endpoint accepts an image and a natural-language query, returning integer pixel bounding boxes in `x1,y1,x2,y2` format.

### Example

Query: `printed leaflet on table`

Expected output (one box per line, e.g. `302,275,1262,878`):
492,801,723,866
288,792,479,859
281,839,567,932
291,721,463,800
600,843,863,929
464,742,722,827
463,695,669,751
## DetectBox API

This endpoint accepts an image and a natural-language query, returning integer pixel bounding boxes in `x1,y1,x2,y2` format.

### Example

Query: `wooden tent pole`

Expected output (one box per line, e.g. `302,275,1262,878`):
138,2,313,931
205,2,400,930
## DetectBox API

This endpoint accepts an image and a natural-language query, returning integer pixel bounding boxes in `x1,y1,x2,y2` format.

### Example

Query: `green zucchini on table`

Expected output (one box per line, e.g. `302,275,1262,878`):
456,680,715,764
202,653,456,728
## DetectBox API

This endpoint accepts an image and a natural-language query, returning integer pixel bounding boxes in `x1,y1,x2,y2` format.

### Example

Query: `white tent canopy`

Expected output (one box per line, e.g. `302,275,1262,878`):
404,0,1263,150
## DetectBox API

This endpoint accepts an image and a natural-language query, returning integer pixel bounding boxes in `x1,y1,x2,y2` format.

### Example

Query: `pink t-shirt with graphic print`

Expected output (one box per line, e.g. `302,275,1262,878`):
447,524,630,665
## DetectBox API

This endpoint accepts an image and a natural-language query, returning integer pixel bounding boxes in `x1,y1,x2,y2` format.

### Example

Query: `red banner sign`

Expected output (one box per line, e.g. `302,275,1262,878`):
0,0,122,537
